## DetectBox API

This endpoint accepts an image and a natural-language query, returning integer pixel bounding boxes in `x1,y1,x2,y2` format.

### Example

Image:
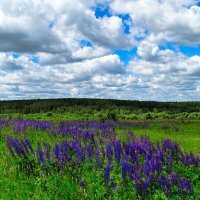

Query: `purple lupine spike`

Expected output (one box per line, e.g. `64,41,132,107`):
122,142,129,156
80,147,85,162
170,173,178,185
111,185,118,190
151,157,157,173
73,142,83,163
159,175,171,197
156,159,163,174
127,162,133,180
178,178,186,196
121,161,127,179
86,144,92,161
134,179,146,196
114,140,121,163
95,147,100,167
6,137,15,157
106,143,112,163
178,178,194,196
53,143,60,160
36,144,45,164
179,153,185,163
61,141,70,161
186,179,194,195
167,156,173,172
144,158,151,177
104,163,112,182
79,180,85,187
19,139,29,155
44,143,51,162
25,138,34,154
12,138,26,157
99,138,103,145
145,177,151,188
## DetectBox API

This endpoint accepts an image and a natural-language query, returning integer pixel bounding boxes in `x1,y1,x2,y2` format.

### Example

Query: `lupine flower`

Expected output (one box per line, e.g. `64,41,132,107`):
37,144,45,164
106,143,112,163
166,156,173,173
178,178,194,196
134,179,146,196
186,179,194,195
73,143,83,163
145,177,151,188
104,163,112,182
170,173,178,184
6,137,15,157
95,148,100,167
86,144,92,161
79,180,85,187
144,158,151,177
11,138,26,157
53,143,60,160
114,140,121,163
121,161,127,179
80,147,85,162
111,185,118,190
126,161,133,180
19,139,29,155
25,138,34,154
44,143,51,162
159,175,171,197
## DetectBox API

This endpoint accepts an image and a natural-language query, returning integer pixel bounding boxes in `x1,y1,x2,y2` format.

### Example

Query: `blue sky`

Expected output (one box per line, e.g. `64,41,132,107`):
0,0,200,101
179,45,200,56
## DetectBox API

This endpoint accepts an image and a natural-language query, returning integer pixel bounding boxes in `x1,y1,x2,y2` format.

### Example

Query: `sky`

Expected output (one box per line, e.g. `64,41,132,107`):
0,0,200,101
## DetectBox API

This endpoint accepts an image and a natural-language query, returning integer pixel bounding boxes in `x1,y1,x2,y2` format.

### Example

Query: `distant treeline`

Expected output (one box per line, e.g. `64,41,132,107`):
0,98,200,114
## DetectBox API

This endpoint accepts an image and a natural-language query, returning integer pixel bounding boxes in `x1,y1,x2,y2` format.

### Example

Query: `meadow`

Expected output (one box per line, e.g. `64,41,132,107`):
0,118,200,199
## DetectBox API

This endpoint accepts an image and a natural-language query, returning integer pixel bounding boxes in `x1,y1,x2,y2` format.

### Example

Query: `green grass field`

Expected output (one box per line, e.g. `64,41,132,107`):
117,120,200,154
0,118,200,199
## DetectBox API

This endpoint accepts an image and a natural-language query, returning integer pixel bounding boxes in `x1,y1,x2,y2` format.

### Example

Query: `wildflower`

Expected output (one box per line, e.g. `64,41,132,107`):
104,163,112,182
79,180,85,187
170,173,178,184
159,175,171,197
25,138,34,154
111,185,118,190
53,143,60,160
134,179,146,196
86,144,92,161
95,148,100,167
37,144,45,164
44,143,51,162
144,158,151,177
114,140,121,163
106,143,112,163
121,161,127,179
178,178,194,196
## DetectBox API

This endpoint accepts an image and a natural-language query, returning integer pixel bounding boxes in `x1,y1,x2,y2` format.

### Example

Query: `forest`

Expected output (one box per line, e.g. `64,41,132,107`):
1,98,200,121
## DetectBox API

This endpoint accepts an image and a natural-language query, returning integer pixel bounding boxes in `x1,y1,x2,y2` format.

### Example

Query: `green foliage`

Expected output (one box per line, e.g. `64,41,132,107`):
1,98,200,117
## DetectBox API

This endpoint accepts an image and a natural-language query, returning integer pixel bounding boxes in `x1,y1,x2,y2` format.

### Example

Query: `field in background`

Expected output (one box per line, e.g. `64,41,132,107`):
117,120,200,154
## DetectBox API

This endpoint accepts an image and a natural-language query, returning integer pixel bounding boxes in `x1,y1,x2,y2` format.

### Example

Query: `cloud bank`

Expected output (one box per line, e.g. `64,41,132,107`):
0,0,200,101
